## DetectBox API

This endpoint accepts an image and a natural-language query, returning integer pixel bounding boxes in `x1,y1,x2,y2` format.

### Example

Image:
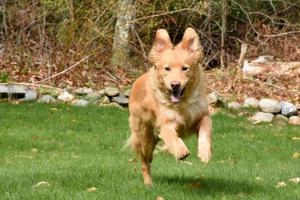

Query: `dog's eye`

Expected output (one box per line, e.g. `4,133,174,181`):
164,67,171,71
182,66,189,71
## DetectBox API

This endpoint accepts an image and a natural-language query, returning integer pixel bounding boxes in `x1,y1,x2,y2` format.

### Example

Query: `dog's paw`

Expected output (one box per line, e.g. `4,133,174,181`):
173,138,190,160
197,141,211,164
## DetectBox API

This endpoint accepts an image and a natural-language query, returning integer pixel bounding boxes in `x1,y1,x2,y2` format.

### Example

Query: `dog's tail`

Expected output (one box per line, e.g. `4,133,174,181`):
122,134,137,151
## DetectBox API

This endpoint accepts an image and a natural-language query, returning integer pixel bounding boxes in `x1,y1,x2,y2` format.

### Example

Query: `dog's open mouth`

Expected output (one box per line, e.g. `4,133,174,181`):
170,88,185,103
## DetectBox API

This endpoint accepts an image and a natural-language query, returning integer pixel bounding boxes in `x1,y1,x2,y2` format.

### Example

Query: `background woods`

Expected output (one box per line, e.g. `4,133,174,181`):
0,0,300,88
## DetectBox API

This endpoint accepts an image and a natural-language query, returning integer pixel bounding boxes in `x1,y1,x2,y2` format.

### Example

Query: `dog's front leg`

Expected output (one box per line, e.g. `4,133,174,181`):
197,115,212,164
159,124,190,160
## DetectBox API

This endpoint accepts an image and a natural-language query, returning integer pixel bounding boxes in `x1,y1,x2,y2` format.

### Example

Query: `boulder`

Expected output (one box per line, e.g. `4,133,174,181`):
74,87,93,95
259,98,281,113
249,112,274,123
38,95,56,104
57,91,74,102
272,114,288,126
72,99,89,107
207,91,225,107
112,95,129,106
228,102,241,110
243,97,259,109
288,116,300,126
104,87,119,97
280,101,297,116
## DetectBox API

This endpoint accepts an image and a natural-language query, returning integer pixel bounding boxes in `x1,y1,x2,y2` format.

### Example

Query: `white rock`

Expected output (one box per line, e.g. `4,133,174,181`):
72,99,89,107
280,101,297,116
259,99,281,113
57,91,74,102
38,95,56,104
74,87,93,95
250,112,274,123
104,87,119,97
288,116,300,125
86,92,102,101
243,97,259,108
228,102,241,110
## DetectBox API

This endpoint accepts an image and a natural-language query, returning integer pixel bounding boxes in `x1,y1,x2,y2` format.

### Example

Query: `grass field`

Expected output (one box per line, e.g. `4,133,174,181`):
0,103,299,200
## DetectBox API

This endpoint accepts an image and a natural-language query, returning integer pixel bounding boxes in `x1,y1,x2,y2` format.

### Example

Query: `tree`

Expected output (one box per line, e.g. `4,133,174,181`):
111,0,135,68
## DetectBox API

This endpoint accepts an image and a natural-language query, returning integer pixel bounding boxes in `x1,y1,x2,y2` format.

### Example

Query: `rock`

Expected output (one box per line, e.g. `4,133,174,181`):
104,86,119,97
38,95,56,104
86,92,102,101
57,91,75,102
272,114,288,126
100,102,123,109
249,112,274,123
112,95,128,106
34,181,50,188
98,89,105,96
24,90,38,101
100,96,110,104
228,102,241,110
124,88,131,97
72,99,89,107
288,116,300,125
74,87,93,95
280,101,297,116
243,97,259,109
259,98,281,113
207,91,225,107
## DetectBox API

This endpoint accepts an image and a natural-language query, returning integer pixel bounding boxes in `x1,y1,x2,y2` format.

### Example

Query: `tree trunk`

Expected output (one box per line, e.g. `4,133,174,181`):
0,0,7,43
111,0,135,68
220,0,230,68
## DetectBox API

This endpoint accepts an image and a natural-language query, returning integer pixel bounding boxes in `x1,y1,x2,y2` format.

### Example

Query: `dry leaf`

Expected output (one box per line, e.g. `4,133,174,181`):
288,177,300,184
157,196,165,200
275,181,286,188
292,152,300,159
31,148,38,153
34,181,50,188
180,160,192,165
87,187,97,192
255,176,264,181
292,137,300,141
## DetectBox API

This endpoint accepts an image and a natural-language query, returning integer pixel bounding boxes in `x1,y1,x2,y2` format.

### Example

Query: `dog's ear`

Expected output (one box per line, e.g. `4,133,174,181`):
149,29,173,64
180,28,203,61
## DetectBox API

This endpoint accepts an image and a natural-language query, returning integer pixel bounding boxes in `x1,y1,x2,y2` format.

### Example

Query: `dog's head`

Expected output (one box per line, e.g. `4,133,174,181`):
149,28,203,103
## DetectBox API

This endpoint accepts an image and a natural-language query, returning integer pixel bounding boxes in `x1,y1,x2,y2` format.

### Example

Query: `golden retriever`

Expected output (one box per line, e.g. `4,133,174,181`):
127,27,212,185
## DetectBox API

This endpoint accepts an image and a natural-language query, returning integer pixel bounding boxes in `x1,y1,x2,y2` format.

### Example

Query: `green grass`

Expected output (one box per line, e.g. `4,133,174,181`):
0,103,299,200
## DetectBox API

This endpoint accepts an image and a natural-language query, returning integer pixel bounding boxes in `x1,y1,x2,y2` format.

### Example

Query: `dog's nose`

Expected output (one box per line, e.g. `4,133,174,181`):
171,81,181,90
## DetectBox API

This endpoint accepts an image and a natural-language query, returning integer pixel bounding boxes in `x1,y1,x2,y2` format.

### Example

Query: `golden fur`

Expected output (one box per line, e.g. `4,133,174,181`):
127,28,212,185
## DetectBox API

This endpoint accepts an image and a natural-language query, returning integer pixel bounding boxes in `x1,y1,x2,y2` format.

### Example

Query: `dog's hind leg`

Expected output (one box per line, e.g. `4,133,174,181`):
129,115,157,185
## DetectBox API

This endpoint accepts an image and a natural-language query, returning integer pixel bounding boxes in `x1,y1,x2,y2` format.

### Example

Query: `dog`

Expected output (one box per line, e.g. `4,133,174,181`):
127,27,212,185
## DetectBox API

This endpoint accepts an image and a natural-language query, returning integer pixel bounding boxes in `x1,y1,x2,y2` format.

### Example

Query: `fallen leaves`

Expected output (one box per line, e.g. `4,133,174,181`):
34,181,50,188
275,181,286,188
275,177,299,188
292,152,300,159
87,187,97,192
288,177,300,184
292,137,300,141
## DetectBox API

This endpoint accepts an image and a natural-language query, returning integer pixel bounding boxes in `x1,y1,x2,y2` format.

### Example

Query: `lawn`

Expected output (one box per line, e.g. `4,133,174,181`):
0,103,299,200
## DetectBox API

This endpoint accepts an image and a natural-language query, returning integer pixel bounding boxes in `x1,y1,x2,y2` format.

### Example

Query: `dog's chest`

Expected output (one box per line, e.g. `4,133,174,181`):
159,101,203,130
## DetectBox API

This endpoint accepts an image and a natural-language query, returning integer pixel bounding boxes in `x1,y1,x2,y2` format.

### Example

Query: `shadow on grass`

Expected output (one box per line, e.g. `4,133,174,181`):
155,175,266,196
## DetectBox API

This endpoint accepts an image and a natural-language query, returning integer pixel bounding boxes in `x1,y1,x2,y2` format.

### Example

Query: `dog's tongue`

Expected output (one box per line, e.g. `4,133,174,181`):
171,90,181,103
